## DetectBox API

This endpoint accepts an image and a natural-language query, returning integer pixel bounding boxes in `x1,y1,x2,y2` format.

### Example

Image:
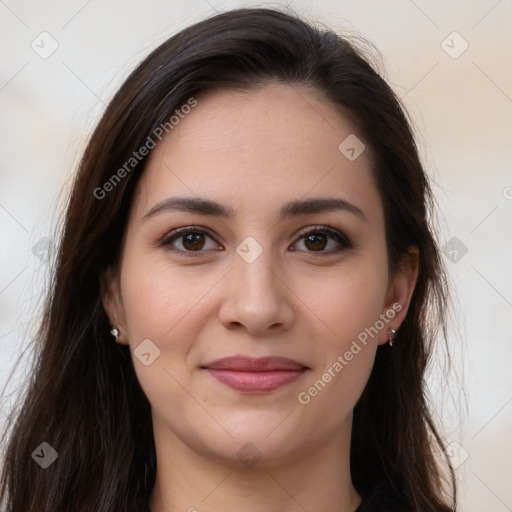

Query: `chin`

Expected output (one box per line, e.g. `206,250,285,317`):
186,422,301,468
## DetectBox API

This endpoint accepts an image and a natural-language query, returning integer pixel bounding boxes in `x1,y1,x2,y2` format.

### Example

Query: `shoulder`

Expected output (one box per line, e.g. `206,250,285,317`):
357,479,410,512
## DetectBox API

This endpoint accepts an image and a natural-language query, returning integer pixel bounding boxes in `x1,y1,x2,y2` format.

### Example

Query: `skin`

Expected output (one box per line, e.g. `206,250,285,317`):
102,83,418,512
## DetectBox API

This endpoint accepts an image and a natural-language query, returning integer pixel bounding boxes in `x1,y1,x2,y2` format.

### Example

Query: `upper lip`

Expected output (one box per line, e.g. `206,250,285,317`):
201,355,308,372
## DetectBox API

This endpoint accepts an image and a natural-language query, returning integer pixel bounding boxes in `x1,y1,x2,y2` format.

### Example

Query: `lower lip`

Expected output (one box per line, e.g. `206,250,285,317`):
205,368,307,393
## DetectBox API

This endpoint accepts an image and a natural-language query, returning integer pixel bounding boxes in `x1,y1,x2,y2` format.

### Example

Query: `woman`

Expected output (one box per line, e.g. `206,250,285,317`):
0,7,457,512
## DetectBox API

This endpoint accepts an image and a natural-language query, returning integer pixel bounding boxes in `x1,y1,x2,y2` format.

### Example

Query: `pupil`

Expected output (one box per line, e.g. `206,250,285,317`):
306,234,326,251
183,233,204,250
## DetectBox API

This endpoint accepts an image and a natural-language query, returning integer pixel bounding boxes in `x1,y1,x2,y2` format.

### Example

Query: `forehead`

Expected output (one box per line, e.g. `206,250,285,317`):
132,83,382,222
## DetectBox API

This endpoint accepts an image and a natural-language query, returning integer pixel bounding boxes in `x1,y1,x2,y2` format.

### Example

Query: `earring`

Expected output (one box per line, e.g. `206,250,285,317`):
387,328,396,346
110,327,119,341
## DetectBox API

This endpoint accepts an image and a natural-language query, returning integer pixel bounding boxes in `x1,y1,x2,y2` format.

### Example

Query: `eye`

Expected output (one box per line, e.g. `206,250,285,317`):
159,224,353,257
159,226,221,256
291,225,353,255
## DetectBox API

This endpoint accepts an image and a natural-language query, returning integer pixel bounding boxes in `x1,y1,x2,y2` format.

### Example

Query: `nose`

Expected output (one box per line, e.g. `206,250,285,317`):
218,247,296,336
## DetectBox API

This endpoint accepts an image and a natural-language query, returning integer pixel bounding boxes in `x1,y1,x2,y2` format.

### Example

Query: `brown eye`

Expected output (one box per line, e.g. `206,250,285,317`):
303,232,328,251
292,226,353,255
181,232,206,251
160,227,221,256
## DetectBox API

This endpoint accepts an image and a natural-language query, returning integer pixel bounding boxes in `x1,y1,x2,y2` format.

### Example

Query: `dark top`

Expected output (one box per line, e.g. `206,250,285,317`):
354,479,408,512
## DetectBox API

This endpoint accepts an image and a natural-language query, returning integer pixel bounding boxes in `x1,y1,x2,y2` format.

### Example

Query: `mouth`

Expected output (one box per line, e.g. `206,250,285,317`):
201,355,309,393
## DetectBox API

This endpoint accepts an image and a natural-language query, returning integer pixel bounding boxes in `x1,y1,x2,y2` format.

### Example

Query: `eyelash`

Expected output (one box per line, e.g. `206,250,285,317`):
158,224,354,258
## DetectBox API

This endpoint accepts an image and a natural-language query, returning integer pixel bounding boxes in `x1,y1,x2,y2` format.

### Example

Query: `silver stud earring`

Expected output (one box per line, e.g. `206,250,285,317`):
110,327,119,341
387,327,396,346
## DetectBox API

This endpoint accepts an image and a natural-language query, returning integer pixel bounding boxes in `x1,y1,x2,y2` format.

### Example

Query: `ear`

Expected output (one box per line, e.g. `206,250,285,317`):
100,266,129,346
378,246,419,345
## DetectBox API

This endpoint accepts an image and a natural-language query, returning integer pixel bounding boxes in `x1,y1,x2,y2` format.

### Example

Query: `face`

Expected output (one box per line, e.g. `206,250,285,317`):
102,83,417,467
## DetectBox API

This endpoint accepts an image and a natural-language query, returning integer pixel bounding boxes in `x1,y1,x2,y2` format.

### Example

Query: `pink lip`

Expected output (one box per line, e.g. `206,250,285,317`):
201,356,309,393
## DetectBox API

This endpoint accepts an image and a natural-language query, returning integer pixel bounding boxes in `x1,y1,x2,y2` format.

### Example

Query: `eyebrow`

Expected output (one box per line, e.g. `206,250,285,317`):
142,196,367,223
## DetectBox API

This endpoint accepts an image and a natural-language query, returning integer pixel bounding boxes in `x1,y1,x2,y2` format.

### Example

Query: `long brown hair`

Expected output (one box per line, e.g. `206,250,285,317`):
1,7,457,511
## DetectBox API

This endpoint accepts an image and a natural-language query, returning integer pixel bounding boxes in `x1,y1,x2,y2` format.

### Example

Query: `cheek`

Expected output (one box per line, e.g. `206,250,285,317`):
117,253,211,426
294,256,388,395
119,245,213,341
297,256,389,345
117,247,220,390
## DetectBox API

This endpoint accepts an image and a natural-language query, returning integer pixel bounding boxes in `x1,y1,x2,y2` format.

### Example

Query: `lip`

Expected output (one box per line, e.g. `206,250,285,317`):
201,356,309,393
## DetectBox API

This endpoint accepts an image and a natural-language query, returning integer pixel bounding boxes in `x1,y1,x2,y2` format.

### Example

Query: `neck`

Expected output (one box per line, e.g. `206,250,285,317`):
148,416,362,512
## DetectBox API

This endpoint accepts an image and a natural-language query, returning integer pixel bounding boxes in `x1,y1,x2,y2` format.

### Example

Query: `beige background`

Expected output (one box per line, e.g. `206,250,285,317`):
1,1,511,510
